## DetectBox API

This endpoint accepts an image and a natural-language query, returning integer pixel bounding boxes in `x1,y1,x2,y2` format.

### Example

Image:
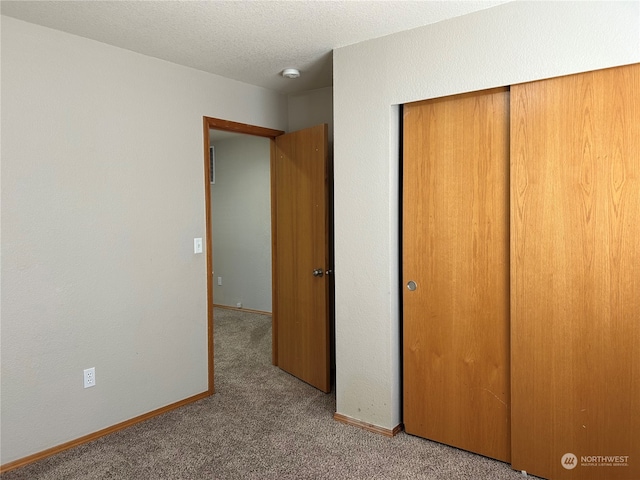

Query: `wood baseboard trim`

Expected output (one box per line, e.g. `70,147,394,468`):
0,391,211,474
213,304,271,316
333,413,404,437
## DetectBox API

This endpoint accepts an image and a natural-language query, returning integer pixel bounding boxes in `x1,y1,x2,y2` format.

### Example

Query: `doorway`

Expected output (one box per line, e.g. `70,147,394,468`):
209,130,272,314
203,117,333,394
203,117,284,394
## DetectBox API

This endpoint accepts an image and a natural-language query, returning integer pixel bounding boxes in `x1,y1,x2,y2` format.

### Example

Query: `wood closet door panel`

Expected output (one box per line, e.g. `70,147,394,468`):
403,88,510,462
511,63,640,480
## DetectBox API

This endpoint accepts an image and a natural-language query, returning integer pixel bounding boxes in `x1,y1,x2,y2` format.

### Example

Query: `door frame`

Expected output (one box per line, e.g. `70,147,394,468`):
202,116,284,394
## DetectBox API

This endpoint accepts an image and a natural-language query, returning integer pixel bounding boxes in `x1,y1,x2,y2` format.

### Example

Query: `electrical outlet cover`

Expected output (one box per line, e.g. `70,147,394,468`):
84,367,96,388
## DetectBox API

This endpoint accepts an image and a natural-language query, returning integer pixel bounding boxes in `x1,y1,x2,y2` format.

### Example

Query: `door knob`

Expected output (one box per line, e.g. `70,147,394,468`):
313,268,324,277
407,280,417,291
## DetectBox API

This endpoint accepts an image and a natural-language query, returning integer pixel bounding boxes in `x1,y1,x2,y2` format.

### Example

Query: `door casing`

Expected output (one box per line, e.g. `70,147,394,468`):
202,117,284,394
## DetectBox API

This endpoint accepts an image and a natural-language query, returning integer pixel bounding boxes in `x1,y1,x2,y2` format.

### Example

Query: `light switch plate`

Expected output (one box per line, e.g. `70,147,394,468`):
194,238,203,254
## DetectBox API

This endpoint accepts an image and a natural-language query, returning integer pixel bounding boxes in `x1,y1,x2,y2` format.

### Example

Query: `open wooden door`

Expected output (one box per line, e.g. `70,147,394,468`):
403,88,511,462
272,124,331,393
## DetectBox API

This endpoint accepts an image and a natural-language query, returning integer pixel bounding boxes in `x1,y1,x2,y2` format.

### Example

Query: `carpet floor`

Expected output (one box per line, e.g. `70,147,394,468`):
2,308,537,479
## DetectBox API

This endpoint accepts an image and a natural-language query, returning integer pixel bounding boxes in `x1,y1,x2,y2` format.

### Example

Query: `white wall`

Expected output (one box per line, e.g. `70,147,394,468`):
211,135,272,312
288,86,333,146
333,1,640,430
0,16,286,464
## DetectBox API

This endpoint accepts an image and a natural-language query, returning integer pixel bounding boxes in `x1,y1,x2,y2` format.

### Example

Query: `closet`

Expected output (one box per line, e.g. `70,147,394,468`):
403,87,511,462
403,63,639,480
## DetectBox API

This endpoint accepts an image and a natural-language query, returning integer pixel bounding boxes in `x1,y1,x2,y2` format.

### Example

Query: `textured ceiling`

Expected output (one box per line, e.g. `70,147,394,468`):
1,1,507,94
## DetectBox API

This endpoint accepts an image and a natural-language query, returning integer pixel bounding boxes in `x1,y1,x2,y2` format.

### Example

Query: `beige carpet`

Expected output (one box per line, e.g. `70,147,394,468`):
2,308,538,479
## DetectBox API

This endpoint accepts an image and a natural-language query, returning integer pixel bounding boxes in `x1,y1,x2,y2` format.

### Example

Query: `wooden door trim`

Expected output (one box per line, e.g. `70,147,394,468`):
269,139,279,365
205,117,284,138
203,116,285,393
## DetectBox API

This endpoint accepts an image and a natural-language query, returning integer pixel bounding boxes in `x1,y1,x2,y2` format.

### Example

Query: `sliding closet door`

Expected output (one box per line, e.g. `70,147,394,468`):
403,88,510,462
511,63,640,480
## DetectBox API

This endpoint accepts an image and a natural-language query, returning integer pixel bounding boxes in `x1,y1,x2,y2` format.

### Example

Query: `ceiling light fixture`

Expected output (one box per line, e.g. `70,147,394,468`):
282,68,300,79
